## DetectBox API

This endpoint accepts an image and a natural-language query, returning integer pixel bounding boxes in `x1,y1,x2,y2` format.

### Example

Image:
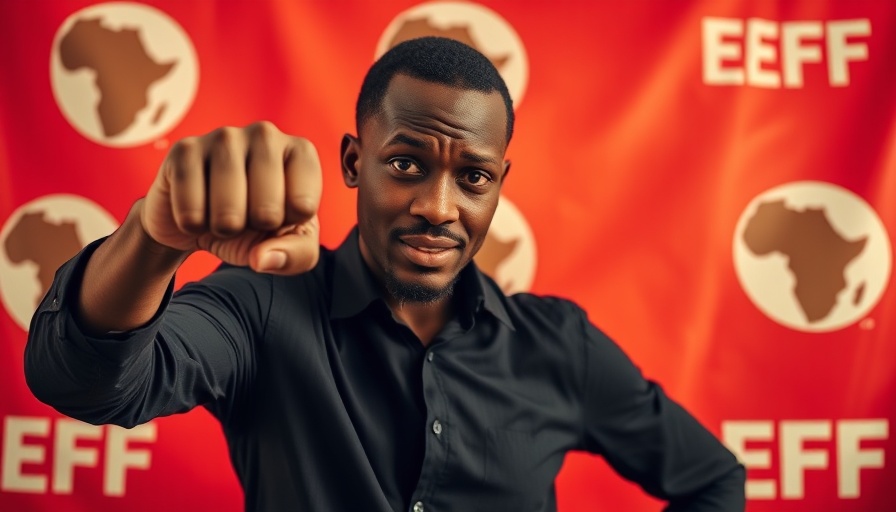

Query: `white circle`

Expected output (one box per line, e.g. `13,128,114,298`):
0,195,119,331
733,181,891,332
50,2,199,147
375,1,529,107
475,195,537,294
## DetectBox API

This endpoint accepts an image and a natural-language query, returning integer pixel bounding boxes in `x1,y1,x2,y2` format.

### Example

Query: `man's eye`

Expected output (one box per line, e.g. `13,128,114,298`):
389,159,419,174
463,170,492,186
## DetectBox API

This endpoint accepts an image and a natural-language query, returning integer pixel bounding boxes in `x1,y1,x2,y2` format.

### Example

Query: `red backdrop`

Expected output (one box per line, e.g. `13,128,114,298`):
2,1,894,510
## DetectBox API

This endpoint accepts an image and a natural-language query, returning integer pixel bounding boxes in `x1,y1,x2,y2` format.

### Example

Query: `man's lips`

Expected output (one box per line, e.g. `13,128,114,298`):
398,234,460,250
397,234,460,267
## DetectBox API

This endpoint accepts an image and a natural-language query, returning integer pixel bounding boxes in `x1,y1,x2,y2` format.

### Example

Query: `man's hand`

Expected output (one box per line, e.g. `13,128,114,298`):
141,121,322,275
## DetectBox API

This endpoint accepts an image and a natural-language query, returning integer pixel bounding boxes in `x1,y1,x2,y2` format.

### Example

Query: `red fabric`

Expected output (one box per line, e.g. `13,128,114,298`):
1,1,893,510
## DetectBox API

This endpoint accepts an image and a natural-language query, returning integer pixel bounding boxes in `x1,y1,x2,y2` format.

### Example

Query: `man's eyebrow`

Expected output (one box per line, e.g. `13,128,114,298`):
386,133,431,150
460,150,498,166
386,133,499,166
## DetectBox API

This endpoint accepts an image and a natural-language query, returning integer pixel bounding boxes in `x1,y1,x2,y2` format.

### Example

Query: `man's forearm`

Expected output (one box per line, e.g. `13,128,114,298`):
24,199,190,423
77,198,190,334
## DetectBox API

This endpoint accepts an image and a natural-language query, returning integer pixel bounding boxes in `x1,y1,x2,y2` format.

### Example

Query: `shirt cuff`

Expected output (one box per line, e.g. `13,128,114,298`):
43,236,175,365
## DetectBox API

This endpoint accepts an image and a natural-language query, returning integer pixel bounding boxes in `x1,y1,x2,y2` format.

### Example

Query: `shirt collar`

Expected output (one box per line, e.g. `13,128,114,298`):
330,228,382,319
467,260,515,330
330,227,515,330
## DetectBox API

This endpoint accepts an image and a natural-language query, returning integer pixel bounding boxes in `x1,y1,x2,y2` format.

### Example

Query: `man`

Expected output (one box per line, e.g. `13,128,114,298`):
26,37,745,511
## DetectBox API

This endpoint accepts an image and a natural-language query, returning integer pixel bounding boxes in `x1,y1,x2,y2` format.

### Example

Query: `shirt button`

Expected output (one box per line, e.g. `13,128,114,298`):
413,501,424,512
427,352,434,362
432,419,442,435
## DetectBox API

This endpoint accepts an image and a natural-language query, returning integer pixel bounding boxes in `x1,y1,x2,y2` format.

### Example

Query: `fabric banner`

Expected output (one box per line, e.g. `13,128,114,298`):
1,1,894,510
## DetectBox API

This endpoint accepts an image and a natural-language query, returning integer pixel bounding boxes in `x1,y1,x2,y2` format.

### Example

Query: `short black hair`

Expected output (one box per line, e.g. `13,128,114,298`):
355,36,514,142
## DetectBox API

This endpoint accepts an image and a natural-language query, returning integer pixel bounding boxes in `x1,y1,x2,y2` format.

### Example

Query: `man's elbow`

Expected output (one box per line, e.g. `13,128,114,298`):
667,464,746,512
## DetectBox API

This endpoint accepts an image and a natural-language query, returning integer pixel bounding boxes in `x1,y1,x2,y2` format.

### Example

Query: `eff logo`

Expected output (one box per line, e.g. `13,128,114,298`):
702,17,871,87
732,182,891,332
1,416,156,496
376,1,529,106
0,195,118,332
723,419,887,500
50,2,199,146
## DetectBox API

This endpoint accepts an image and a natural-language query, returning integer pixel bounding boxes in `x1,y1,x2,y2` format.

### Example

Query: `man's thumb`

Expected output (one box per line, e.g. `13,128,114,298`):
257,250,288,272
251,233,319,275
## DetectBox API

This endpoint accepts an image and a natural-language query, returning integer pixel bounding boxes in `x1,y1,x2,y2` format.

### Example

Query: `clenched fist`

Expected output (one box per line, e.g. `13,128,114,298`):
141,121,322,275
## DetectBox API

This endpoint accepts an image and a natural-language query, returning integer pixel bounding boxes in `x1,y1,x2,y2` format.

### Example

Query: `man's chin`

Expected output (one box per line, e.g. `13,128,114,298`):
384,272,457,304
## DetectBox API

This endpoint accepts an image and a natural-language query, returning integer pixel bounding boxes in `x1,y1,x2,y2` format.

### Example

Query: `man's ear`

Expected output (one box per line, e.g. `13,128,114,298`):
340,134,360,188
500,160,511,184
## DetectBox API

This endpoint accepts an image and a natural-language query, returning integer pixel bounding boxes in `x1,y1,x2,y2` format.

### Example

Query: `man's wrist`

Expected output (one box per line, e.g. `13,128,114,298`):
128,198,193,266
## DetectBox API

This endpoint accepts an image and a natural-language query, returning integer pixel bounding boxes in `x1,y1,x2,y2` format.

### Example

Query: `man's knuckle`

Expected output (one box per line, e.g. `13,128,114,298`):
293,136,317,157
167,138,198,168
168,164,189,185
212,211,244,235
251,205,283,228
289,195,318,217
209,126,241,148
176,210,205,232
249,120,280,139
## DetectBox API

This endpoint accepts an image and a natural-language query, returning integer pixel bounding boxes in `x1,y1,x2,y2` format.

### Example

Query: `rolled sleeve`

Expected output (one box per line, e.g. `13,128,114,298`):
24,238,173,426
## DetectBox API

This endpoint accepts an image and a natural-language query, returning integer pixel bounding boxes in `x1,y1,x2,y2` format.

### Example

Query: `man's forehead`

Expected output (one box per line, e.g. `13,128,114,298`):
374,74,507,139
382,74,455,106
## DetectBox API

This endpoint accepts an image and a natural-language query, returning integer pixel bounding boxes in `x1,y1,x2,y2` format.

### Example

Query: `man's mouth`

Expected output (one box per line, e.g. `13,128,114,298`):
397,235,460,267
399,234,460,249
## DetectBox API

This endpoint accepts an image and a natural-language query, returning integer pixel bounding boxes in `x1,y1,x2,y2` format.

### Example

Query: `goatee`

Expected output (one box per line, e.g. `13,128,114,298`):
384,272,458,304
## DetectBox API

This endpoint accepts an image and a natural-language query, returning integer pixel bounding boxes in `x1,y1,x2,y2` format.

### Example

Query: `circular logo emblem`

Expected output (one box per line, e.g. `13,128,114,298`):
733,181,891,332
0,195,119,331
376,1,529,107
475,195,536,294
50,2,199,147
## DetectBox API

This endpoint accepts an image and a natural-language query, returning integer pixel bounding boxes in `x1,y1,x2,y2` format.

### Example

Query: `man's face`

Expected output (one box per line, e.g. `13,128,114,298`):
341,73,510,303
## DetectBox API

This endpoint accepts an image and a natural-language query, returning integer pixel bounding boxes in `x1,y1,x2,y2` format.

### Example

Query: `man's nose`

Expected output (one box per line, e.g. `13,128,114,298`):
409,173,459,225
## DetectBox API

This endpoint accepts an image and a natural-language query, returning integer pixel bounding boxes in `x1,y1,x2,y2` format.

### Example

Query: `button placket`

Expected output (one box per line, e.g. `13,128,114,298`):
415,342,448,510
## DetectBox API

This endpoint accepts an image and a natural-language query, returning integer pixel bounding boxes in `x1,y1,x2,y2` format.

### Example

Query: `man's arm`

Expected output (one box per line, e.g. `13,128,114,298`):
25,122,322,426
75,199,189,334
576,308,746,511
78,122,322,334
24,235,273,428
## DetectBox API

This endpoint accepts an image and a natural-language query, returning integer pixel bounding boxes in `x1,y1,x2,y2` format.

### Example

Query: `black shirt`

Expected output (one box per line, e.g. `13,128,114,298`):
26,228,745,512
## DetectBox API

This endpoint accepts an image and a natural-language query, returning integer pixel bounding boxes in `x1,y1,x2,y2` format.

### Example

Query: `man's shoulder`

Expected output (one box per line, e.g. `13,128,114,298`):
505,290,579,311
504,291,585,324
472,265,586,329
